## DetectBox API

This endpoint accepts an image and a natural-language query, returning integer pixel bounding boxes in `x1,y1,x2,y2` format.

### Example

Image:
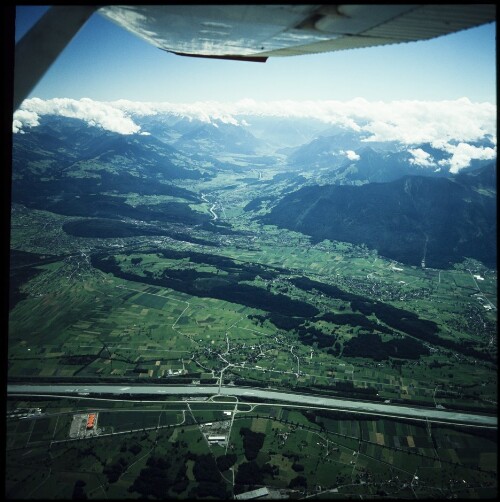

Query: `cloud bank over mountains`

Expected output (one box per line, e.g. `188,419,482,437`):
14,97,496,172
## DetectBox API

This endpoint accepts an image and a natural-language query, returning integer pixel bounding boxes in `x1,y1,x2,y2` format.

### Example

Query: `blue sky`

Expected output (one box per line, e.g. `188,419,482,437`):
16,6,496,104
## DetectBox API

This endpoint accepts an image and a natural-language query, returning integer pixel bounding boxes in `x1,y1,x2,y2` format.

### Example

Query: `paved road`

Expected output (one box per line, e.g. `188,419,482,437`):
7,384,496,427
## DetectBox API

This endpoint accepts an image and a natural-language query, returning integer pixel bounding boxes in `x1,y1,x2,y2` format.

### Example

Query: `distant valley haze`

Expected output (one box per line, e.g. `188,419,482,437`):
12,100,496,270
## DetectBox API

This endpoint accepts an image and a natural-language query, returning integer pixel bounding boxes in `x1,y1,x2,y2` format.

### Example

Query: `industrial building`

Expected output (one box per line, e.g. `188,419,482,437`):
86,413,96,429
207,435,226,443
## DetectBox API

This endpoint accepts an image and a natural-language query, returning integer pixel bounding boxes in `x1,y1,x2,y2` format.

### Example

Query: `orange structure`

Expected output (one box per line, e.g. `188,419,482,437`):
86,413,96,429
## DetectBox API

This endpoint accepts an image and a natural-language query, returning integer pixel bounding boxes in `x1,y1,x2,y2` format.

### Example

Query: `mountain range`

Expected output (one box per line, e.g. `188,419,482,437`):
11,114,497,269
261,163,496,268
11,116,213,225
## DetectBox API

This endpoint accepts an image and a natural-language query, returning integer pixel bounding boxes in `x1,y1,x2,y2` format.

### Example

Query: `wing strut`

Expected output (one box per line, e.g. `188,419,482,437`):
14,6,98,111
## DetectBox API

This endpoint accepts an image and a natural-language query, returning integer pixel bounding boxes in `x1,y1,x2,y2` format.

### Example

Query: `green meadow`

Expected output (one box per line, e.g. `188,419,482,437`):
6,397,496,499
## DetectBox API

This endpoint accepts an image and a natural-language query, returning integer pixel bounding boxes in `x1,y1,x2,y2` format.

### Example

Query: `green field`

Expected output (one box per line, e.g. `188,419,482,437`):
6,397,496,499
8,166,497,498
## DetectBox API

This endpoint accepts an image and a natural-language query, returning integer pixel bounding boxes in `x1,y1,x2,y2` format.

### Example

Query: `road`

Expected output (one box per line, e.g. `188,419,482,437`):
7,384,496,427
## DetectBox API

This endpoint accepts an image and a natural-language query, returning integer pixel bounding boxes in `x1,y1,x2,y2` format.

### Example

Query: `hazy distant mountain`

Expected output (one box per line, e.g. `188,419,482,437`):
261,163,496,268
287,131,364,169
129,115,184,143
284,129,494,182
240,116,331,149
174,121,265,155
325,146,448,184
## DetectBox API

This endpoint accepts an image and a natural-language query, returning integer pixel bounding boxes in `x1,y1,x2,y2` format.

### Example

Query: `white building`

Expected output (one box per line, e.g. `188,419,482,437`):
208,435,226,442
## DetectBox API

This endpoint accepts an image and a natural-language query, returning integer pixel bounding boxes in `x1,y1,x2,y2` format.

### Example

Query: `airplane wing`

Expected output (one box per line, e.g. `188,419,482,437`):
13,4,496,110
98,4,496,60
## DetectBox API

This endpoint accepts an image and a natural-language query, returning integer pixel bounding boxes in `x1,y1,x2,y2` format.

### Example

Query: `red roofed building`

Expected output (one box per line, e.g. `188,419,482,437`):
86,413,96,429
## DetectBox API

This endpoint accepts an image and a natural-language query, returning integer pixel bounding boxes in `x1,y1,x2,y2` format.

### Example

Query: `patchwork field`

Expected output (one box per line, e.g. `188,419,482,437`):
6,397,496,499
8,163,497,499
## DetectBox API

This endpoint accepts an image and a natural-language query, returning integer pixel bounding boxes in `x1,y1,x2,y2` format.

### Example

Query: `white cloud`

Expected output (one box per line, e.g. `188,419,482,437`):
344,150,360,161
12,109,40,133
107,98,497,152
15,97,141,134
408,148,435,168
358,98,496,147
108,99,241,126
437,142,497,174
13,97,497,171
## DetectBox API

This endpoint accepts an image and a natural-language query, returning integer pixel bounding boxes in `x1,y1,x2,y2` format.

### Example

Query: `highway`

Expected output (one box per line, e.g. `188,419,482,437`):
7,384,497,427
